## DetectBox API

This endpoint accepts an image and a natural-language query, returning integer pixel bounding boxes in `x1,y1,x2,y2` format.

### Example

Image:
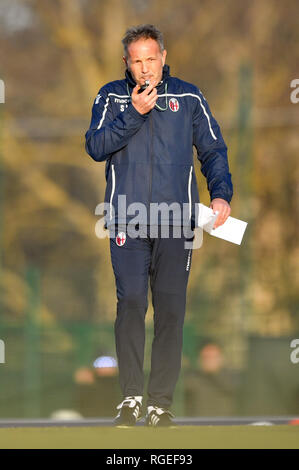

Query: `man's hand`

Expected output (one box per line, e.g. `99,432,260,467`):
210,198,231,229
131,82,158,115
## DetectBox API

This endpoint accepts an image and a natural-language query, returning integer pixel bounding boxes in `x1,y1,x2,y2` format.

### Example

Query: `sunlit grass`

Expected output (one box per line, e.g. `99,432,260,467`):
0,425,298,449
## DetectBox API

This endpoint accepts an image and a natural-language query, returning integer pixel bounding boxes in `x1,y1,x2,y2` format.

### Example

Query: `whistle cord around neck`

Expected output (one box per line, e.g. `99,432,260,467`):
126,82,168,111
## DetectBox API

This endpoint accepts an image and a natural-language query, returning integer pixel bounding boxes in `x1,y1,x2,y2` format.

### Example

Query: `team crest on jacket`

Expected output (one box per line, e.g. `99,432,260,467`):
169,97,179,112
116,232,126,247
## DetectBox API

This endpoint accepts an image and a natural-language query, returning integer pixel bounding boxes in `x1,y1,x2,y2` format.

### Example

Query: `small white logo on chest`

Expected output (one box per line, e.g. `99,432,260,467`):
114,98,129,103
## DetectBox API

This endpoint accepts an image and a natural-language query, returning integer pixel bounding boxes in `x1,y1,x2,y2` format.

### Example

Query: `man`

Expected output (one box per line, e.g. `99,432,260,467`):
85,24,233,426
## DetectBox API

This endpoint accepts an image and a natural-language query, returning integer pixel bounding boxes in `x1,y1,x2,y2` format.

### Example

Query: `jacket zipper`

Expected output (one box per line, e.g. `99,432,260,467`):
110,164,116,221
148,113,153,209
188,165,193,220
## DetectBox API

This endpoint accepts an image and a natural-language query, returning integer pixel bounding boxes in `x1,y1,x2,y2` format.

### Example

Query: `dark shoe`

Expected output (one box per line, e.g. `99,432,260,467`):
114,396,142,427
145,406,175,427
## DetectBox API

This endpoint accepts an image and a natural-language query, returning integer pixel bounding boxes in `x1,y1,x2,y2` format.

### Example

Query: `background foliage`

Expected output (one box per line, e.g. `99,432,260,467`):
0,0,298,418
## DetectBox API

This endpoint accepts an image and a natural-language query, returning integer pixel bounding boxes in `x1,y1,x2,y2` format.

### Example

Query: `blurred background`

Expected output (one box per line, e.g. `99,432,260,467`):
0,0,298,419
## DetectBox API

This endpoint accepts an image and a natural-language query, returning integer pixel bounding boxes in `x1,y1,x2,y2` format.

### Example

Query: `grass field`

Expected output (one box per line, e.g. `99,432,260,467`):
0,425,298,449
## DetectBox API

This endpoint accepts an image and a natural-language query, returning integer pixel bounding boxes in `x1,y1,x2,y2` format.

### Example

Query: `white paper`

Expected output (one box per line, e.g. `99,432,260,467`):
197,203,247,245
197,204,219,232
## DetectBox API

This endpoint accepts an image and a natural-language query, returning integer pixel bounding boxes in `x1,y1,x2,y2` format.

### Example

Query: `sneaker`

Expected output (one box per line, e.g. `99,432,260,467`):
145,405,175,427
114,396,142,427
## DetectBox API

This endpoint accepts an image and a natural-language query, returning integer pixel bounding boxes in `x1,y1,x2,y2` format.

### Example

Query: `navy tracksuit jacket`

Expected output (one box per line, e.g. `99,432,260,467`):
85,65,233,409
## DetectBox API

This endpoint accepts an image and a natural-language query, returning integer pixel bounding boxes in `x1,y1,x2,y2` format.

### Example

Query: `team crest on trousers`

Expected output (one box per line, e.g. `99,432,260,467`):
116,232,126,246
169,97,179,112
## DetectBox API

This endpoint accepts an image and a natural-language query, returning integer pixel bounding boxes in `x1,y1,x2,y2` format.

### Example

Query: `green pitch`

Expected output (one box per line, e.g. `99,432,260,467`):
0,425,298,449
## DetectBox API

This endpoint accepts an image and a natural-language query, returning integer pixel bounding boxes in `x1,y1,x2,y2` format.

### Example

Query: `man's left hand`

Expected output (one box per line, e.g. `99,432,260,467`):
210,198,231,229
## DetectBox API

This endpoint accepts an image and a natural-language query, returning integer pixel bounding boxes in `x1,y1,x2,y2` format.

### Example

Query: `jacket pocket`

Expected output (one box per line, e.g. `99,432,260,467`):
151,163,192,205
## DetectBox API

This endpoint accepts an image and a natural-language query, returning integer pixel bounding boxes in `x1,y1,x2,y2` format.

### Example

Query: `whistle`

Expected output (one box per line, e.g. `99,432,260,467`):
138,80,150,93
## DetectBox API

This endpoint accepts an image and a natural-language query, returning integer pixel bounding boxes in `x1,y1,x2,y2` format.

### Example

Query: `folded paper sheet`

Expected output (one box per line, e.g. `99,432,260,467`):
197,203,247,245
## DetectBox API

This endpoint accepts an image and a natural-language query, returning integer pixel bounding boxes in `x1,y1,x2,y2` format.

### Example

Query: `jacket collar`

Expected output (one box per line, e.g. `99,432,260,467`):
125,64,170,91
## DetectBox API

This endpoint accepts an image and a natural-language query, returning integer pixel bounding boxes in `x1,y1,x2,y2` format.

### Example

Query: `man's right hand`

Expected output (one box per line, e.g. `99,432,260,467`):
131,83,158,114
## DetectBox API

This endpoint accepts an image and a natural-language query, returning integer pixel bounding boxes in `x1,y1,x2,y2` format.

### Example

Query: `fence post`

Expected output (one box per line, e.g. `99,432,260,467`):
234,63,253,368
24,265,41,417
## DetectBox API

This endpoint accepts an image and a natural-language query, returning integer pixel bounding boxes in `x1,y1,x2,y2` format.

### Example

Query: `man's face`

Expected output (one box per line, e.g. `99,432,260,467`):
123,38,167,88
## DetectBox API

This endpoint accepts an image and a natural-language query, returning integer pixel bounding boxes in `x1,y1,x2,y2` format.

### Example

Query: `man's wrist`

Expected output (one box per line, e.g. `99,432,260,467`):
210,195,231,205
128,102,148,120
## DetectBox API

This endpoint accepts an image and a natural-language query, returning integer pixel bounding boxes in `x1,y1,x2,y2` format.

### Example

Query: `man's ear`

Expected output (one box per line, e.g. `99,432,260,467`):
123,56,128,68
162,49,167,66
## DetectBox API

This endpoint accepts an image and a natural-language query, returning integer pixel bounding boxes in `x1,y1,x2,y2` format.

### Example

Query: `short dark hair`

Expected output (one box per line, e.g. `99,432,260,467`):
122,24,164,58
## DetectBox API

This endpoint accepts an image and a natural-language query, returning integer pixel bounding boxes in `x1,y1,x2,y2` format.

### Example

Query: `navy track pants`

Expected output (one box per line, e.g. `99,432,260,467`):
109,224,194,409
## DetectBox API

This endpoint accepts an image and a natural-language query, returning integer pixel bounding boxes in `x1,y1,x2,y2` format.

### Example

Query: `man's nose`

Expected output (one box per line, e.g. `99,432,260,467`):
141,61,149,74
